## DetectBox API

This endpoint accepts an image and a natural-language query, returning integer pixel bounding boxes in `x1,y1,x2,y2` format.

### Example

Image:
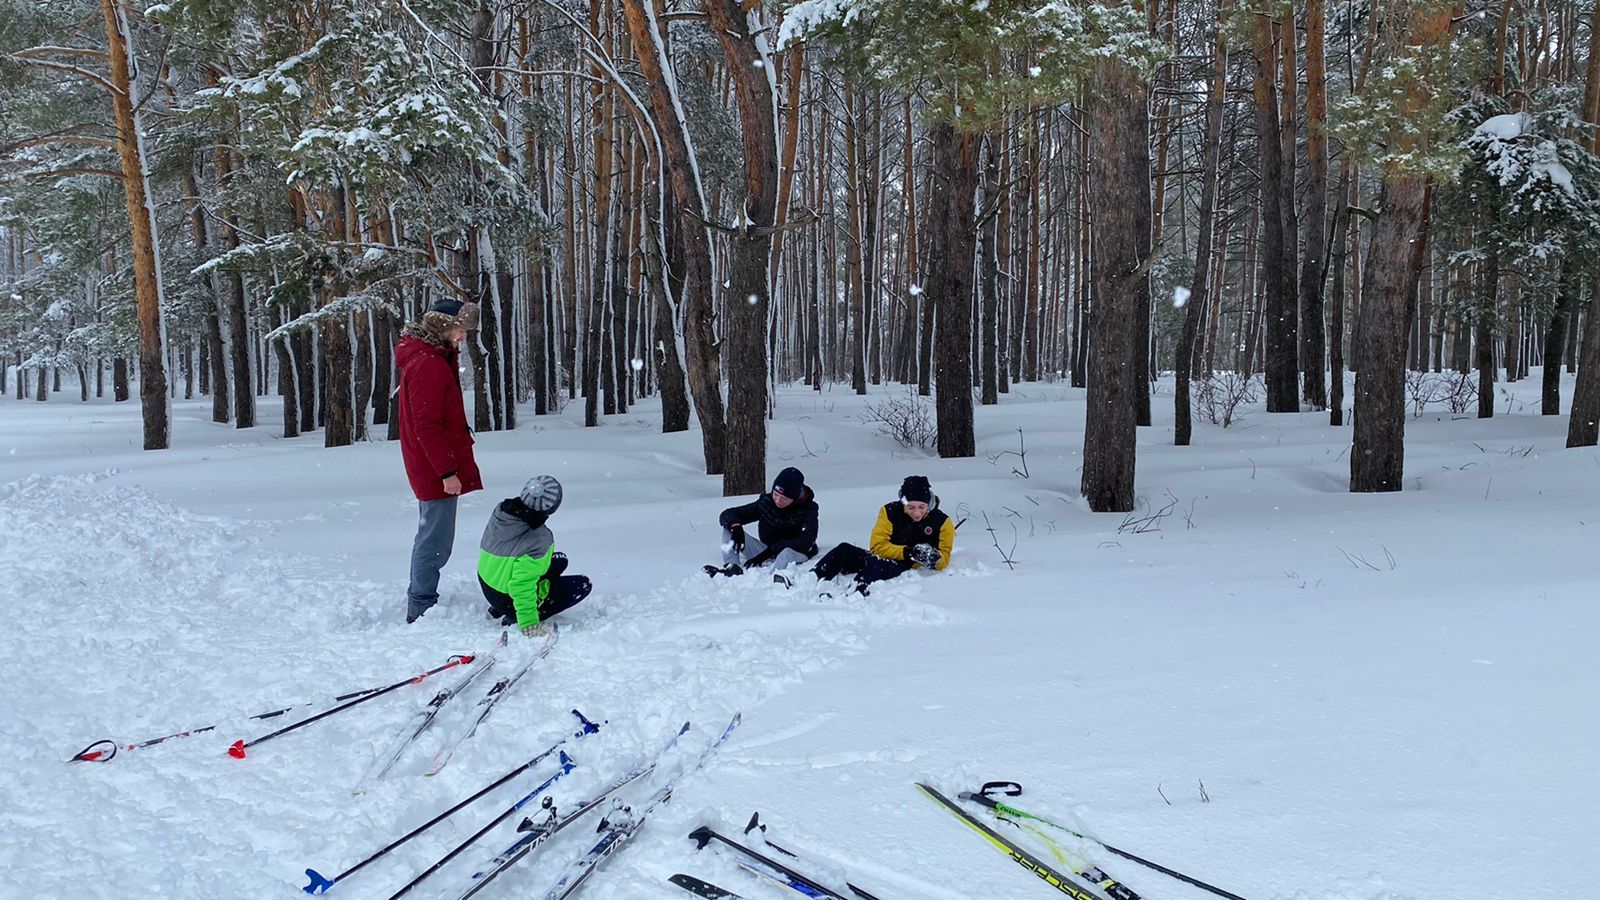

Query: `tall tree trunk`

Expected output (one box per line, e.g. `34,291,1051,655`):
1253,10,1298,412
620,0,725,472
1301,0,1330,408
1276,11,1302,408
1477,248,1500,419
844,74,868,395
1544,257,1578,414
103,0,169,449
1023,114,1042,383
980,132,1002,406
1071,113,1088,388
352,310,372,441
584,4,614,431
926,123,979,459
274,304,300,439
1350,2,1455,491
213,144,255,428
1566,0,1600,444
1177,18,1227,447
864,90,884,387
640,184,691,432
1082,61,1149,512
702,0,778,494
184,161,230,425
1328,164,1351,425
1503,278,1520,383
898,98,920,385
372,307,392,426
320,185,354,448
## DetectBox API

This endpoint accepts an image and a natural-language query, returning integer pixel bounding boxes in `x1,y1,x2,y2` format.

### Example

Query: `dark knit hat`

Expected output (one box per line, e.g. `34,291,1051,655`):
421,298,480,336
772,467,805,500
899,475,932,504
520,474,563,515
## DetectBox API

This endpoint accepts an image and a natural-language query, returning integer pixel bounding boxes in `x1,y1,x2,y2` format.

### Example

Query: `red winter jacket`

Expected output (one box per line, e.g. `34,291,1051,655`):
397,333,482,502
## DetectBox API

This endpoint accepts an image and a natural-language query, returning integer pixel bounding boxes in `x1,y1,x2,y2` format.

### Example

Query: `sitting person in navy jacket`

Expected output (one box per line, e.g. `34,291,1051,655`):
705,467,819,584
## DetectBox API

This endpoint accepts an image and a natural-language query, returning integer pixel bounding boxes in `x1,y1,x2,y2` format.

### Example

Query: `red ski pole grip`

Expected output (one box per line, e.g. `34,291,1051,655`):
227,740,247,759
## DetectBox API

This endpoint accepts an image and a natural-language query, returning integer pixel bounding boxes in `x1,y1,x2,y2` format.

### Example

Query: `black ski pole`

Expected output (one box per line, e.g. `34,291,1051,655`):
689,827,848,900
744,813,883,900
229,654,474,759
302,710,597,895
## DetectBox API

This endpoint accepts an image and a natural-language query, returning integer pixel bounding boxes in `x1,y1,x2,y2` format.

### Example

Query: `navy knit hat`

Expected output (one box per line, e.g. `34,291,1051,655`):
771,467,805,500
899,475,932,504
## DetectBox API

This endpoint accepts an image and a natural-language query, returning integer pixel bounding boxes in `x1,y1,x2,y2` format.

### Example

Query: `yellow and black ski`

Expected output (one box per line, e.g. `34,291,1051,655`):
964,781,1249,900
915,782,1101,899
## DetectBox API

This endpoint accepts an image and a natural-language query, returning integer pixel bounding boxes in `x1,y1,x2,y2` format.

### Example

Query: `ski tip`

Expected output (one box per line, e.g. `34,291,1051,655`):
677,721,692,736
226,740,247,759
302,868,334,894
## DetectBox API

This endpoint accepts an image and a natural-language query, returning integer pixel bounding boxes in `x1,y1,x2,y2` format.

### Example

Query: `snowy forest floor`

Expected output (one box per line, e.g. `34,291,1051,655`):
0,374,1593,900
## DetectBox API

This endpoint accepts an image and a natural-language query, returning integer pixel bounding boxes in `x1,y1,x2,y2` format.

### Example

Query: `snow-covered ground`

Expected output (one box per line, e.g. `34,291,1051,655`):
1,374,1593,900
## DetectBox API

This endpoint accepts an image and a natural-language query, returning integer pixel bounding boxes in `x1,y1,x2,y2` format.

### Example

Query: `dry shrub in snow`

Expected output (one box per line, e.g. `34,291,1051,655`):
1192,372,1261,428
862,390,936,450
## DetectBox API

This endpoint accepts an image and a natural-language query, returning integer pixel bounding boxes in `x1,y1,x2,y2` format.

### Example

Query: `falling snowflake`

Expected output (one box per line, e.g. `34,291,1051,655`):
631,358,645,371
746,294,761,305
908,284,923,296
1172,286,1191,309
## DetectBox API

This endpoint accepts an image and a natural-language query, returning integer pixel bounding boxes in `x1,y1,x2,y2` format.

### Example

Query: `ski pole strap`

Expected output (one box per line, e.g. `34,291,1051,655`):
980,780,1023,797
70,740,118,763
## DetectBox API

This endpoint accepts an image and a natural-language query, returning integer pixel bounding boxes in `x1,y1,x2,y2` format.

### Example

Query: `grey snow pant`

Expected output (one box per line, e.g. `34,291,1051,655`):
722,527,812,571
407,495,458,620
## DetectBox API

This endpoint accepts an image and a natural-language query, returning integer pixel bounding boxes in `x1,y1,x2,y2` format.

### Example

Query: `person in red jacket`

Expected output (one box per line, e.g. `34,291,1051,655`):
397,298,483,623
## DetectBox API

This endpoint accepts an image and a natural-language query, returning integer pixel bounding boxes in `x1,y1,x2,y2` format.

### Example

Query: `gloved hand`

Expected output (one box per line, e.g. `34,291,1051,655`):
547,552,569,578
908,543,940,568
522,621,553,638
727,523,745,553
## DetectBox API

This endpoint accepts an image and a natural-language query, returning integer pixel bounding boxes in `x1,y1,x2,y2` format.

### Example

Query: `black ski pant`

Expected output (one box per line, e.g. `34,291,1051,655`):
480,553,592,625
811,542,911,589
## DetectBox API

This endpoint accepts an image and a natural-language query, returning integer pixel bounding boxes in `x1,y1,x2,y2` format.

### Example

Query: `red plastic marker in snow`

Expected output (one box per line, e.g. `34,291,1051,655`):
227,654,475,759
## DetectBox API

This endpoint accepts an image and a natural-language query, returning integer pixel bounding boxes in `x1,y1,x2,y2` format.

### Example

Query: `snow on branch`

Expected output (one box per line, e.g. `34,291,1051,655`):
264,292,401,343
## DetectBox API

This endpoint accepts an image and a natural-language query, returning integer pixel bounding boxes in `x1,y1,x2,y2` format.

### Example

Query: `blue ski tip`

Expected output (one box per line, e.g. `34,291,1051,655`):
302,868,334,894
571,708,601,734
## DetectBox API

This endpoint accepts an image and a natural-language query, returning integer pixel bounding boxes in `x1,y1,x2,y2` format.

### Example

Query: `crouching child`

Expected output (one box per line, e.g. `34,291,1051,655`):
478,475,592,635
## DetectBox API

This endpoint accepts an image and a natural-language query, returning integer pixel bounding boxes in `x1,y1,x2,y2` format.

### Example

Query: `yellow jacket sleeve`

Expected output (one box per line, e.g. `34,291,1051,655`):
933,516,954,570
868,507,904,560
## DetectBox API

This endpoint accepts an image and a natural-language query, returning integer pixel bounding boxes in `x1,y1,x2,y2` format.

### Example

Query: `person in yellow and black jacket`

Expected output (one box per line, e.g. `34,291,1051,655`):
812,475,954,594
477,475,592,636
